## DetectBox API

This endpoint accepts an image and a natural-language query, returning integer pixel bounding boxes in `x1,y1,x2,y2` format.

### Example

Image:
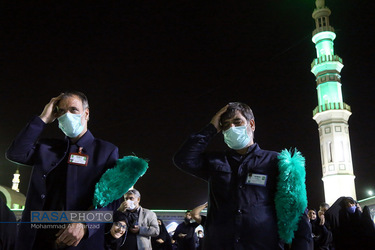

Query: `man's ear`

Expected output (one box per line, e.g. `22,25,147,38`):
85,108,90,121
249,119,255,131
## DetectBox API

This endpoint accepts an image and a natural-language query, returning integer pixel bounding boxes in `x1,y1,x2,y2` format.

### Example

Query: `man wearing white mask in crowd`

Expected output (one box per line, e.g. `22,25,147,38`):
173,102,309,249
6,91,122,249
117,189,159,250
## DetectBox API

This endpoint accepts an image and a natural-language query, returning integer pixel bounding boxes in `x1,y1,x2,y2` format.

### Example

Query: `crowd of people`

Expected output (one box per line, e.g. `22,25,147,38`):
105,197,375,250
151,197,375,250
307,198,375,250
1,91,375,249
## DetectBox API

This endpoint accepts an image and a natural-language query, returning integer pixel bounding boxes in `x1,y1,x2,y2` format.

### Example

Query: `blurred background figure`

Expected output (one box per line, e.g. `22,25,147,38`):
288,209,313,250
0,197,17,250
152,219,172,250
325,196,375,250
196,230,204,250
118,189,159,250
308,208,333,250
172,210,199,250
190,202,207,250
318,202,330,228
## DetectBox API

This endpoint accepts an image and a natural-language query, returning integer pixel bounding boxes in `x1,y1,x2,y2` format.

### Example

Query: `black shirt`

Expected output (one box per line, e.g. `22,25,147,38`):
121,209,140,250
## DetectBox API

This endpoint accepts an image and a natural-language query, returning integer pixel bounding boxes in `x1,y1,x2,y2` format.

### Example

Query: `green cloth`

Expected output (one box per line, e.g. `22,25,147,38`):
275,149,307,244
93,155,149,208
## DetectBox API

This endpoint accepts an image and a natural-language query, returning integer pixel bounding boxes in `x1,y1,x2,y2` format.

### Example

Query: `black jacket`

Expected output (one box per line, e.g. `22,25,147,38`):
174,124,283,250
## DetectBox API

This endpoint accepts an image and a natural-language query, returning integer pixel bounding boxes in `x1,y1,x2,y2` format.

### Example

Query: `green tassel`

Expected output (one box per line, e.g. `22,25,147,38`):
275,149,307,244
93,155,149,209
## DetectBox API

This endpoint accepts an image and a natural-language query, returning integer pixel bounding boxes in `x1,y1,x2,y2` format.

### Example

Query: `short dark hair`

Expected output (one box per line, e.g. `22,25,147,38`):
319,202,329,209
62,90,89,109
220,102,254,124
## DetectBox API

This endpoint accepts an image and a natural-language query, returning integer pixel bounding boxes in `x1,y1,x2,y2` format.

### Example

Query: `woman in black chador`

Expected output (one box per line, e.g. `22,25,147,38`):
324,196,375,250
151,219,172,250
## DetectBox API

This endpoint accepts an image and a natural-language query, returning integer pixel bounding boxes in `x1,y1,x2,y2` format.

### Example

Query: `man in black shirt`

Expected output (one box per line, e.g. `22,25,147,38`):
172,211,199,250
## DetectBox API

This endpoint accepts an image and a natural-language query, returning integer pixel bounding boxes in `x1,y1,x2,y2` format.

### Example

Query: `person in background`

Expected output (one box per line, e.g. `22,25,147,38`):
151,219,172,250
105,211,128,250
288,209,313,250
172,211,199,250
196,230,204,250
190,202,207,250
325,196,375,250
118,189,159,250
316,202,334,249
308,209,332,250
318,202,330,226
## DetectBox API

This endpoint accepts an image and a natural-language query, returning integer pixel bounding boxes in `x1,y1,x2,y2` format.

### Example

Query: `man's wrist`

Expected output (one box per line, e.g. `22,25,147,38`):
39,115,48,124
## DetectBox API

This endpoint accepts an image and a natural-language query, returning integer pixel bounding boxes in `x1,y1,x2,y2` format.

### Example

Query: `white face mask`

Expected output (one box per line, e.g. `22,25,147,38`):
58,112,84,138
126,200,136,210
222,124,251,150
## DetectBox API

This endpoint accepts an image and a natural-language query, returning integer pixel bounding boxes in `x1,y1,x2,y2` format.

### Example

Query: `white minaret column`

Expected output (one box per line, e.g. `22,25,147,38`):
311,0,356,205
11,169,21,192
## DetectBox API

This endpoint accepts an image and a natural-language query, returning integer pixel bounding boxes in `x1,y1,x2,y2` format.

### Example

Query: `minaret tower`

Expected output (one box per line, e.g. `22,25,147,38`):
11,169,21,192
311,0,356,205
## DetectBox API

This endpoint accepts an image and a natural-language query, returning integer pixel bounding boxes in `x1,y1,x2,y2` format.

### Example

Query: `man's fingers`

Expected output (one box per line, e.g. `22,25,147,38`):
218,104,229,114
55,223,85,247
40,93,64,124
56,227,70,243
215,104,229,118
211,105,229,132
48,93,64,107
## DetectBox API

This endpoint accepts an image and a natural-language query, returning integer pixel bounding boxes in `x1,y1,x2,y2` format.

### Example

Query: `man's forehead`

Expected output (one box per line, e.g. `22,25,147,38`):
59,95,83,106
222,111,246,122
125,194,138,199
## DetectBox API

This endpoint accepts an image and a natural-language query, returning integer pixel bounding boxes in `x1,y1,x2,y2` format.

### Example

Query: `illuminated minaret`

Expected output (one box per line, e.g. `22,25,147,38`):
311,0,356,205
11,169,20,192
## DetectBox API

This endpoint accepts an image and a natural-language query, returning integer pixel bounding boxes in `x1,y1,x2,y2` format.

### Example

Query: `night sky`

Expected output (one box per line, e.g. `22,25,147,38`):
1,0,374,211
